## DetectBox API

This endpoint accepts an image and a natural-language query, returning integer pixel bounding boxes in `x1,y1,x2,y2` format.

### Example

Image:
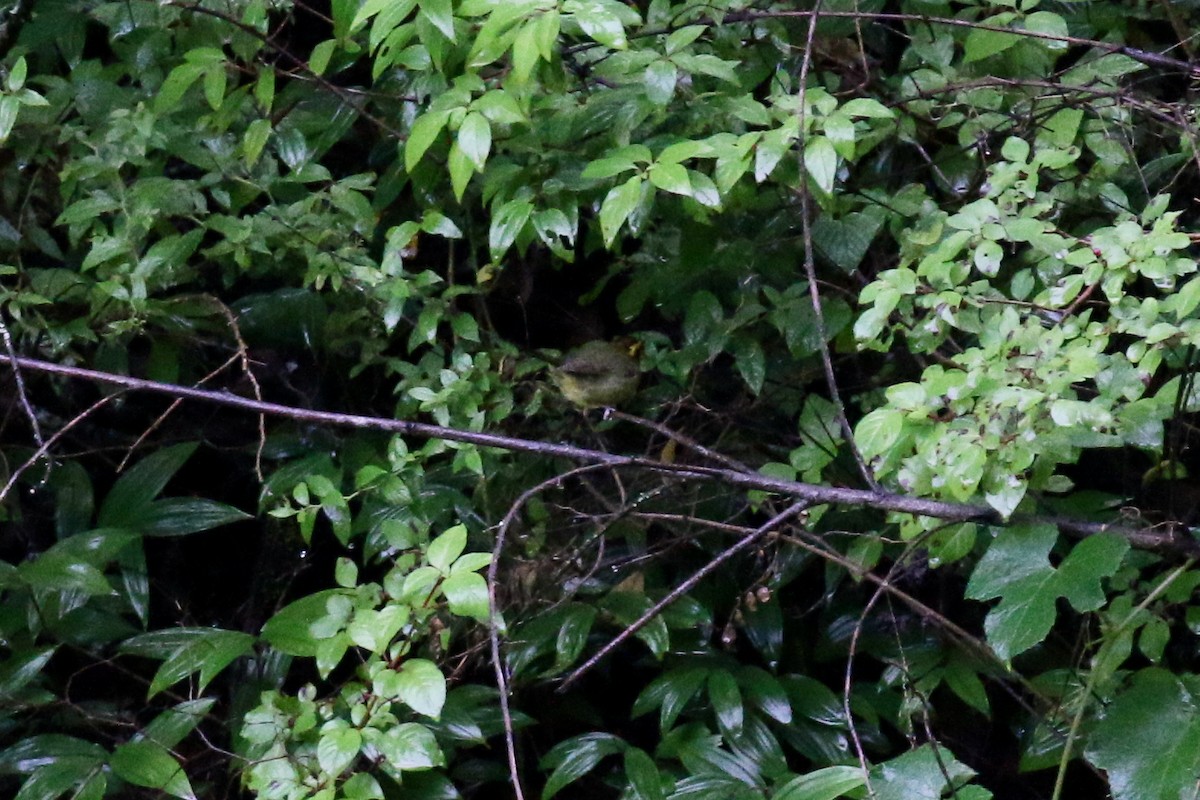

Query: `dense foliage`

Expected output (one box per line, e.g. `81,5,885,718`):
4,0,1200,798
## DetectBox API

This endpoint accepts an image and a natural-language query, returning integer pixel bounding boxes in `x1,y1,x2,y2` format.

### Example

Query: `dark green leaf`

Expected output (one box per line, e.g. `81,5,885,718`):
707,670,744,734
141,498,251,537
110,741,196,800
540,732,626,800
1087,669,1200,800
98,443,198,528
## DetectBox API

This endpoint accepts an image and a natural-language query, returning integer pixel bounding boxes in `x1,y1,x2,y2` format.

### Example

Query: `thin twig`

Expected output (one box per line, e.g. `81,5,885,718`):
608,409,755,473
0,394,116,503
795,2,880,492
557,501,811,692
488,463,618,800
0,315,44,457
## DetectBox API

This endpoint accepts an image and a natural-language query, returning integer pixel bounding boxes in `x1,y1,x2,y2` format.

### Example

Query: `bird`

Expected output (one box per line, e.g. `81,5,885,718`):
550,339,640,409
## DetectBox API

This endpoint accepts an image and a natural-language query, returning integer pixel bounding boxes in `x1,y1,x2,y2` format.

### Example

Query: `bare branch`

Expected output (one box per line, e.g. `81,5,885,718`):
1,353,1193,557
557,501,812,692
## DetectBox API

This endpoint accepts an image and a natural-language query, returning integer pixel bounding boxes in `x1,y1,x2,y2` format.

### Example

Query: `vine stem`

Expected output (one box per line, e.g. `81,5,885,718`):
1050,557,1197,800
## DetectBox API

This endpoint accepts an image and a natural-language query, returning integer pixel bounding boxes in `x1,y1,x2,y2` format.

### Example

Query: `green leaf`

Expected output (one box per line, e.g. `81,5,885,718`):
1087,669,1200,800
202,64,226,110
457,111,491,171
1022,11,1068,50
0,96,17,143
647,162,690,196
738,666,792,724
335,556,358,588
442,572,489,621
405,110,449,171
540,733,627,800
962,16,1020,64
110,741,196,800
154,63,206,114
427,524,468,571
243,118,272,166
775,766,867,800
601,590,668,658
632,666,707,730
0,735,106,774
707,670,743,734
308,39,336,75
868,745,975,800
140,498,251,537
582,144,653,179
488,199,533,260
395,658,446,718
142,699,216,750
7,56,27,92
121,628,255,698
967,525,1125,660
811,210,884,272
317,725,362,776
261,589,353,655
21,552,114,596
599,176,644,248
624,747,664,800
665,25,705,55
731,337,765,394
854,408,904,461
1056,533,1129,612
643,60,677,105
98,442,198,528
419,0,455,41
374,723,444,770
965,523,1058,601
552,604,596,673
838,98,893,119
803,136,838,194
0,647,56,698
473,89,525,124
448,141,473,201
565,0,628,49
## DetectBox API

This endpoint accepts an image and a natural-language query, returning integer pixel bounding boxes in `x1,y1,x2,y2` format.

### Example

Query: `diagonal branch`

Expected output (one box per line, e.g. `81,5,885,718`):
557,500,812,692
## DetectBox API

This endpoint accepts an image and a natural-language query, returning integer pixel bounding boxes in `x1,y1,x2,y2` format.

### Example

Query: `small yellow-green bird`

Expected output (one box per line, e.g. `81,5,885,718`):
551,340,640,409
